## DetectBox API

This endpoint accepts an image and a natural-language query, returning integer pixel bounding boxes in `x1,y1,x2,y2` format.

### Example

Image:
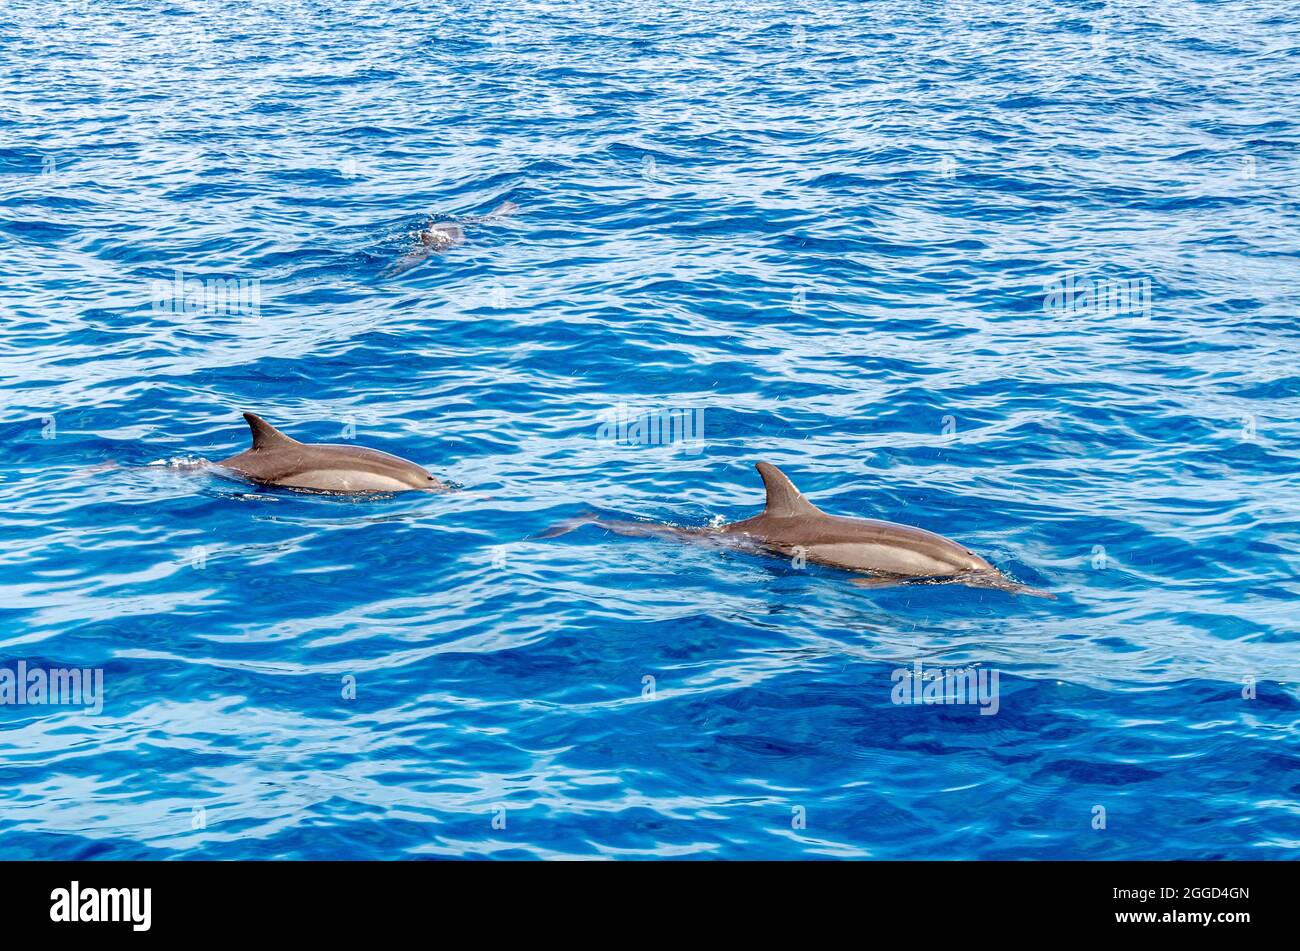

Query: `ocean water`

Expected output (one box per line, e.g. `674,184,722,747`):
1,0,1297,860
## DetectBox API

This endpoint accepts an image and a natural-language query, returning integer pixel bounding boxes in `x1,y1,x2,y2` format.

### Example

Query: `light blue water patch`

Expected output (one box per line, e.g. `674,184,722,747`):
0,0,1297,859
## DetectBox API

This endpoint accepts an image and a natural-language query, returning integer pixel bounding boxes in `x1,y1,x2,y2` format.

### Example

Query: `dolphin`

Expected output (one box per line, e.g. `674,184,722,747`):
543,462,1054,598
387,200,519,275
215,413,449,494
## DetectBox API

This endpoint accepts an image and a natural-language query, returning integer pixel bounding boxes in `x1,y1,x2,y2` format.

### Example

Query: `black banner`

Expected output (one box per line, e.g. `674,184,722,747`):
0,860,1283,938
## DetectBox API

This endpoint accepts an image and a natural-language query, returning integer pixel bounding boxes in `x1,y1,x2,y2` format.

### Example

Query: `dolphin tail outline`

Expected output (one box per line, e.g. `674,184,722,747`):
534,514,704,543
462,200,519,225
532,515,598,539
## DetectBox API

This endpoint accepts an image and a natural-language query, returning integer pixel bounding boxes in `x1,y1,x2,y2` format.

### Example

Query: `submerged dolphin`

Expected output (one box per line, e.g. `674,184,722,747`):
387,200,519,275
216,413,448,494
544,462,1054,598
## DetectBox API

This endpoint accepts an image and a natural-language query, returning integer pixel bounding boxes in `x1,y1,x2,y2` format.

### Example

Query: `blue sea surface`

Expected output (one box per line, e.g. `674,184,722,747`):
1,0,1298,860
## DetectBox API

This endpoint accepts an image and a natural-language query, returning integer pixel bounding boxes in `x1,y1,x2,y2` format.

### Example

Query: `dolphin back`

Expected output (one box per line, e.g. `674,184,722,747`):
217,413,442,493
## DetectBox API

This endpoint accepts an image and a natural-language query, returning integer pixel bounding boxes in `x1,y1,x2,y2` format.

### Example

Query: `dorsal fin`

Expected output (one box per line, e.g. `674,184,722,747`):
755,462,821,518
243,412,297,450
